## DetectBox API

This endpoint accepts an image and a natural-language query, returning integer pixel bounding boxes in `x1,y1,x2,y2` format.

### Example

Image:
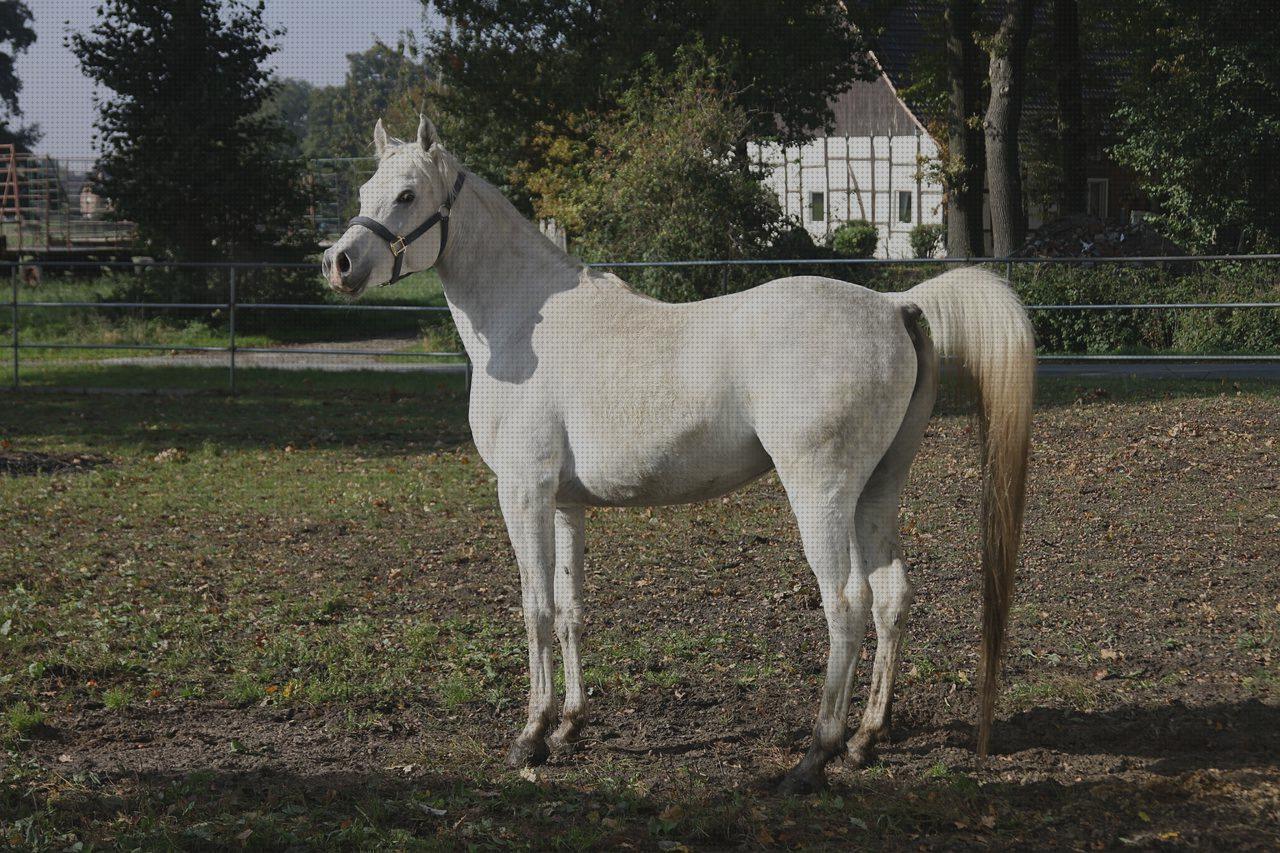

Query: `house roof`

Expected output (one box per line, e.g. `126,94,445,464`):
827,73,924,137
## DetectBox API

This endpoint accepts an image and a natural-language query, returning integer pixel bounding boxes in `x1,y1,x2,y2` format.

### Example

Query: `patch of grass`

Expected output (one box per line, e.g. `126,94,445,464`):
924,760,951,780
436,672,482,709
102,687,131,711
5,702,46,739
1001,675,1098,713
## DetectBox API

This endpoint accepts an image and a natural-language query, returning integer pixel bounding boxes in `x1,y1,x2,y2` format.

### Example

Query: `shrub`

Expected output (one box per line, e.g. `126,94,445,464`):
910,223,947,259
829,220,879,259
1010,261,1280,355
769,222,827,260
105,260,326,310
531,47,787,302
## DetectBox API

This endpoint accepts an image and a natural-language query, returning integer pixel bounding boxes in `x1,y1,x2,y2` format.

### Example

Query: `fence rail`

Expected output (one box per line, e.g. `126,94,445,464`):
6,254,1280,393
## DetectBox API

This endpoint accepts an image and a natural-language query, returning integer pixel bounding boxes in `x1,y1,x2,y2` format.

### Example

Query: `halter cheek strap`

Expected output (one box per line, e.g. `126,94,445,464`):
348,171,466,286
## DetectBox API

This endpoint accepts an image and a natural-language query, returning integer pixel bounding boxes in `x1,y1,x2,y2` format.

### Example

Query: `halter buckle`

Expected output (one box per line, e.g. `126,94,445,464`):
389,236,407,256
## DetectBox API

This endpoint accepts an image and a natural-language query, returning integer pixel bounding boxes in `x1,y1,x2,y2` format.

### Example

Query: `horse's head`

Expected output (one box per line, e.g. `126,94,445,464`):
322,115,460,296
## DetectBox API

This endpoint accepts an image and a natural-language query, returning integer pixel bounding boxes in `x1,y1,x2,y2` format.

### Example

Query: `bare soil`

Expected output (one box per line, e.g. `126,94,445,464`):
0,450,110,477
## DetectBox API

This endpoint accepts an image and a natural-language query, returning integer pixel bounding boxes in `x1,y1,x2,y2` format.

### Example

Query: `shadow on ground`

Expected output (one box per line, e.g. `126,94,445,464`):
12,697,1278,849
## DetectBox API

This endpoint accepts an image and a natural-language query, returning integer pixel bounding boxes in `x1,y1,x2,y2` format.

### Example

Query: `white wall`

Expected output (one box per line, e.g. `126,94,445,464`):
751,133,945,259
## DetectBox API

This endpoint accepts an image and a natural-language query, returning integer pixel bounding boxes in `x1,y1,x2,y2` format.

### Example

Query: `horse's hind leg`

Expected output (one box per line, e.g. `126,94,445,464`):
847,335,935,767
549,506,587,752
771,452,876,794
847,504,913,768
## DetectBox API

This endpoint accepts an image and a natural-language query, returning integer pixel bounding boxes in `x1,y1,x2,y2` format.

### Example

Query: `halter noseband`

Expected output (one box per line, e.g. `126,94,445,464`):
347,170,467,286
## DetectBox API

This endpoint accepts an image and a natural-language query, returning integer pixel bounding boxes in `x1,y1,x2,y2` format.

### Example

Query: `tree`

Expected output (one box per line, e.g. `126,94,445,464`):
1110,0,1280,252
305,40,435,158
425,0,879,209
70,0,312,261
1052,0,1085,216
0,0,38,150
982,0,1036,257
534,51,787,302
266,78,314,159
942,0,985,256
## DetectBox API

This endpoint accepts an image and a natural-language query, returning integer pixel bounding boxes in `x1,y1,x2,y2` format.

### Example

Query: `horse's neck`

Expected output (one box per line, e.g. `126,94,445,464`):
435,171,583,361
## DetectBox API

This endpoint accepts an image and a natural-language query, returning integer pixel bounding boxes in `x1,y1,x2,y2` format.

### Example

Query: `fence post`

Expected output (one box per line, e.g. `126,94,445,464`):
9,264,16,390
1006,258,1013,285
228,267,237,396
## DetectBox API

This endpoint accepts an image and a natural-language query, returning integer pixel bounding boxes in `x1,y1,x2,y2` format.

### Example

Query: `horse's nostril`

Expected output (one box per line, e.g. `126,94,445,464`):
337,252,352,275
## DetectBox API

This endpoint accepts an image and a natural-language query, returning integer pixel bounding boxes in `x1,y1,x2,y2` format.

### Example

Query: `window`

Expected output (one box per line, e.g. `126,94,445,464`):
898,191,913,223
1087,178,1109,221
809,191,825,222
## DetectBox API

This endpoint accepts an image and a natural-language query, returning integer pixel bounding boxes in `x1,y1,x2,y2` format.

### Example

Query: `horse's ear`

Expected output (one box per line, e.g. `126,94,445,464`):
418,114,440,151
373,118,388,157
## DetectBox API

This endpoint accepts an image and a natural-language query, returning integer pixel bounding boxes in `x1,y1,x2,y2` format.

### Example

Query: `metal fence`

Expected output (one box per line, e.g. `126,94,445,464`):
5,254,1280,394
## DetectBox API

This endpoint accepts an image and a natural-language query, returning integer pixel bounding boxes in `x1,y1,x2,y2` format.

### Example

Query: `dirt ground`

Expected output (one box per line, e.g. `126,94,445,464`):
2,376,1278,850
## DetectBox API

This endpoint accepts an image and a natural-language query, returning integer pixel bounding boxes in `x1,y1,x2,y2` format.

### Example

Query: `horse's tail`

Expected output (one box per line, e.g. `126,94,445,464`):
892,267,1035,757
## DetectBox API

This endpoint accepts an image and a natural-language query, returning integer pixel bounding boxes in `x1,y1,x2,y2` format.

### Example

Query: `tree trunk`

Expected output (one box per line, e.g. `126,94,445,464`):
944,0,986,257
984,0,1036,257
1054,0,1086,216
733,137,752,175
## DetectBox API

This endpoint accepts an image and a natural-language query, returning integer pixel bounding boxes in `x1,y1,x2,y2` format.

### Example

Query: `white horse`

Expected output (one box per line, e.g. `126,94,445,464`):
323,117,1035,792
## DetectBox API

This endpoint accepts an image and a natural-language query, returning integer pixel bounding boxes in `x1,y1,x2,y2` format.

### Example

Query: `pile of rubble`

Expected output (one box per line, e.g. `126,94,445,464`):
1015,214,1185,258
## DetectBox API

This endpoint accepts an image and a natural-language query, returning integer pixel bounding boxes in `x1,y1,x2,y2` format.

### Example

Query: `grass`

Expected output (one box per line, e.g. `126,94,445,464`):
1,374,1277,849
4,703,46,741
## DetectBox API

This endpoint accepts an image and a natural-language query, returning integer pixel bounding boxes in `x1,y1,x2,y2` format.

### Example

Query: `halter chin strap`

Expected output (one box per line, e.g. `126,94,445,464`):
347,170,466,286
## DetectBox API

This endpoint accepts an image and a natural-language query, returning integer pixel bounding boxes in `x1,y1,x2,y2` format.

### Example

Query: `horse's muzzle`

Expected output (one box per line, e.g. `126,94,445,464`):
323,247,369,295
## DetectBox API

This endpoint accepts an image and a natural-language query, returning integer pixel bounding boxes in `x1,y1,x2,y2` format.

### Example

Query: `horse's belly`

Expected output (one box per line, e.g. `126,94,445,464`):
558,429,773,507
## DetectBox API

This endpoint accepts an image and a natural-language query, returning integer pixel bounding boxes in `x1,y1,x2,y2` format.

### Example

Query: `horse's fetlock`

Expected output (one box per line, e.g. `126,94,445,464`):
813,721,849,755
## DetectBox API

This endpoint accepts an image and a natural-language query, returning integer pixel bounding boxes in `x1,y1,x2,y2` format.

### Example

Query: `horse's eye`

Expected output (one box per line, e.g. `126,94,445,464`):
396,190,415,204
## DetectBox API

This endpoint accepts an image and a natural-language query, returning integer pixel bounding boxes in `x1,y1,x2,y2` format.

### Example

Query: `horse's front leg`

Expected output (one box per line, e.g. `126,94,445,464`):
498,476,559,768
548,506,587,752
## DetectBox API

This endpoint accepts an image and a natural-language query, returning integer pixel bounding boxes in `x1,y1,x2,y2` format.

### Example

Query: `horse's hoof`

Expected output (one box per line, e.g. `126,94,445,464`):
776,769,825,796
505,737,549,769
846,732,879,769
846,746,875,769
547,724,580,756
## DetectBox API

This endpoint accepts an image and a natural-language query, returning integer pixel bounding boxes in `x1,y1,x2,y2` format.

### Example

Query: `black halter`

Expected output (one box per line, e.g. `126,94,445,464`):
347,170,466,286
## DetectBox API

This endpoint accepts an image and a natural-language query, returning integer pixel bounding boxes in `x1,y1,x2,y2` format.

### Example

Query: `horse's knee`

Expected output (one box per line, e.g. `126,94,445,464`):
519,603,556,654
554,603,581,643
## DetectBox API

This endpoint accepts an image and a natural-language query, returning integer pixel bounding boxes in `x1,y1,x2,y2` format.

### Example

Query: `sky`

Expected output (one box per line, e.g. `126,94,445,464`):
15,1,437,159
